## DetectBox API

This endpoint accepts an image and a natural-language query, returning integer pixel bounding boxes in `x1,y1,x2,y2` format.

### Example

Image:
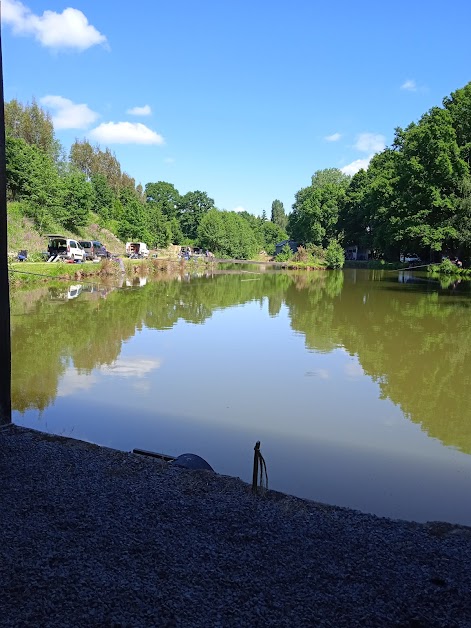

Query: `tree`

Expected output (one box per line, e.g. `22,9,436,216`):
271,199,288,230
260,220,288,255
443,81,471,165
60,168,94,230
338,169,370,247
395,107,468,253
197,208,226,253
91,173,114,221
5,98,60,161
325,239,345,269
70,138,95,179
311,168,350,190
145,181,180,221
197,209,258,258
179,190,214,239
117,187,149,242
6,136,62,232
289,171,347,247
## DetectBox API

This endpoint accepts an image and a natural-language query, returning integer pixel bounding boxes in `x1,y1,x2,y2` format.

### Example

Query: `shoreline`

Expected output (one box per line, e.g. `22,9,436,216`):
1,424,470,626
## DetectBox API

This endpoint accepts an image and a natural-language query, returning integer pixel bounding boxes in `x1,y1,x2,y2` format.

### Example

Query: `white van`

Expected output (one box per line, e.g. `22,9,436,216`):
125,242,149,258
46,235,86,262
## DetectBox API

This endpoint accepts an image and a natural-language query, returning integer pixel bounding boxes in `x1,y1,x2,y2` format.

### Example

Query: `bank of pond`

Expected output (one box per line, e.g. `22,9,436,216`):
8,256,471,287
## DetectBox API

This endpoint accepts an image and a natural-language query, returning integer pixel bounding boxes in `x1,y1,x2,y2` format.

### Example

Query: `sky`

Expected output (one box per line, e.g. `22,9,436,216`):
3,0,471,217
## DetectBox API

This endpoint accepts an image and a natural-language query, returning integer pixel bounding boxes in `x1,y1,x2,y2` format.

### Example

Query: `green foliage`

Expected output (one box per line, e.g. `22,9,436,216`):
434,258,459,275
60,169,94,230
311,168,351,189
276,244,294,261
197,209,258,259
271,199,288,230
325,239,345,269
5,97,61,161
179,190,214,240
289,169,347,247
91,173,114,221
145,181,180,221
259,221,288,255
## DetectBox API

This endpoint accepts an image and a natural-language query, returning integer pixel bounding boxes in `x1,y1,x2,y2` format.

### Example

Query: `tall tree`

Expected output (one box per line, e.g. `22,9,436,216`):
271,199,288,229
60,168,94,230
145,181,180,221
311,168,350,190
179,190,214,239
395,107,468,253
5,98,60,161
91,172,114,221
289,169,349,246
443,82,471,165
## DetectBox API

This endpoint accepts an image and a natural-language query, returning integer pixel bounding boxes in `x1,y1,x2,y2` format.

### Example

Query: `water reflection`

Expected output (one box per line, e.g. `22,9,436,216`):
10,269,471,523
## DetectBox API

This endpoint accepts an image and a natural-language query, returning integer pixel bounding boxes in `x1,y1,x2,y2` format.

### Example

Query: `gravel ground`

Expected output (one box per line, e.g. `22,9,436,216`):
1,425,471,628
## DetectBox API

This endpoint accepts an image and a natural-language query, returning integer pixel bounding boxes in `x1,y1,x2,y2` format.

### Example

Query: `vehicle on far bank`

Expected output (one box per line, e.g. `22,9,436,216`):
125,242,149,258
46,235,85,262
400,253,421,263
78,240,110,261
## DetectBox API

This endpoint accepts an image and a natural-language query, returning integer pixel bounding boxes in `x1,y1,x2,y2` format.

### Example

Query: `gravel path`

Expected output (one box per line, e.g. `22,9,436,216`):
1,425,470,627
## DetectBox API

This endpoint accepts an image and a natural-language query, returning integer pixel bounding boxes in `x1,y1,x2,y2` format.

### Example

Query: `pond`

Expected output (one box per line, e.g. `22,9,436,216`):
10,268,471,525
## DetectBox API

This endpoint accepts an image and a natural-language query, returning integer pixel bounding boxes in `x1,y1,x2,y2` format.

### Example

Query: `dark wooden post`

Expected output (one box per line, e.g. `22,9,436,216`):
252,441,260,493
0,1,12,426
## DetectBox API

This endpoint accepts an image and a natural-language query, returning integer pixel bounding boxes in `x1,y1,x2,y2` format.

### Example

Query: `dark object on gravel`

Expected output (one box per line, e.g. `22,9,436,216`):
172,453,214,471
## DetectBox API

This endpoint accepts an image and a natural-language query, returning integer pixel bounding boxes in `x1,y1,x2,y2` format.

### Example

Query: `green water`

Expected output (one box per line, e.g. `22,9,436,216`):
10,268,471,524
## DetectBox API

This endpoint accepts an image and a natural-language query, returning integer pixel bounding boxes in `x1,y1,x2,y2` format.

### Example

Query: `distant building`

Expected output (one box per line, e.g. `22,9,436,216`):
345,245,371,261
275,240,298,255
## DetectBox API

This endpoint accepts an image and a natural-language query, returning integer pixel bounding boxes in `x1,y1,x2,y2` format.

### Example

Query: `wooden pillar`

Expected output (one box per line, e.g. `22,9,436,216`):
0,3,12,426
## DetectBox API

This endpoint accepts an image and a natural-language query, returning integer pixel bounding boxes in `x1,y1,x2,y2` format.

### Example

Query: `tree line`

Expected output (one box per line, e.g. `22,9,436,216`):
290,82,471,262
6,81,471,261
5,98,288,258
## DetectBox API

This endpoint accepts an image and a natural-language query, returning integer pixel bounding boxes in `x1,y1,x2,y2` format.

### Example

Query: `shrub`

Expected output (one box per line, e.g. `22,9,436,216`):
276,244,294,262
437,258,459,275
325,240,345,269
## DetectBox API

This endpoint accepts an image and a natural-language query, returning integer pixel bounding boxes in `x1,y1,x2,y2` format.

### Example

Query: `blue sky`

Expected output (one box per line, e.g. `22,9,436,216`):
3,0,471,216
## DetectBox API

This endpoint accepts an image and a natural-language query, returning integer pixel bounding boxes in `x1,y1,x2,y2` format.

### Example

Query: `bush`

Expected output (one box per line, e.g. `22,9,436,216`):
436,258,459,275
325,240,345,269
276,244,294,262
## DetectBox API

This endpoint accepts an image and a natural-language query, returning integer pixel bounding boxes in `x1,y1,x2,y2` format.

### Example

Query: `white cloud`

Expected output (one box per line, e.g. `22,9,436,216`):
354,133,386,153
127,105,152,116
232,206,246,213
325,132,342,142
341,132,387,175
40,95,99,129
401,79,417,92
3,0,108,51
89,122,165,145
341,157,372,176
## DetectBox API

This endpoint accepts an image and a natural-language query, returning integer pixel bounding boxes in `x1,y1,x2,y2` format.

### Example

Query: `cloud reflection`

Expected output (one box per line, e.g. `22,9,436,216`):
344,362,364,378
101,357,161,378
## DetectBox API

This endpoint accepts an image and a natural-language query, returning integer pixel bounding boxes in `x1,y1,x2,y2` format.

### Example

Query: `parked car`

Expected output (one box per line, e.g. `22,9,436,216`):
400,253,421,263
125,242,149,258
78,240,110,261
46,235,85,262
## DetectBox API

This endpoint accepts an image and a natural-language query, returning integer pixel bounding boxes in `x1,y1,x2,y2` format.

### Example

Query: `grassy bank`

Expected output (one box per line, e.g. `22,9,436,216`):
8,256,218,286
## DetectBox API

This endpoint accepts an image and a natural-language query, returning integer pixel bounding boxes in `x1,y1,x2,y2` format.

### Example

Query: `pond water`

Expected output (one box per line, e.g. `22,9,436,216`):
10,268,471,524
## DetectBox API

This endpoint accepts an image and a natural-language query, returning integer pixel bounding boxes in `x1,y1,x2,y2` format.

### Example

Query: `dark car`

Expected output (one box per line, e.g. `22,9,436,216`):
78,240,110,261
